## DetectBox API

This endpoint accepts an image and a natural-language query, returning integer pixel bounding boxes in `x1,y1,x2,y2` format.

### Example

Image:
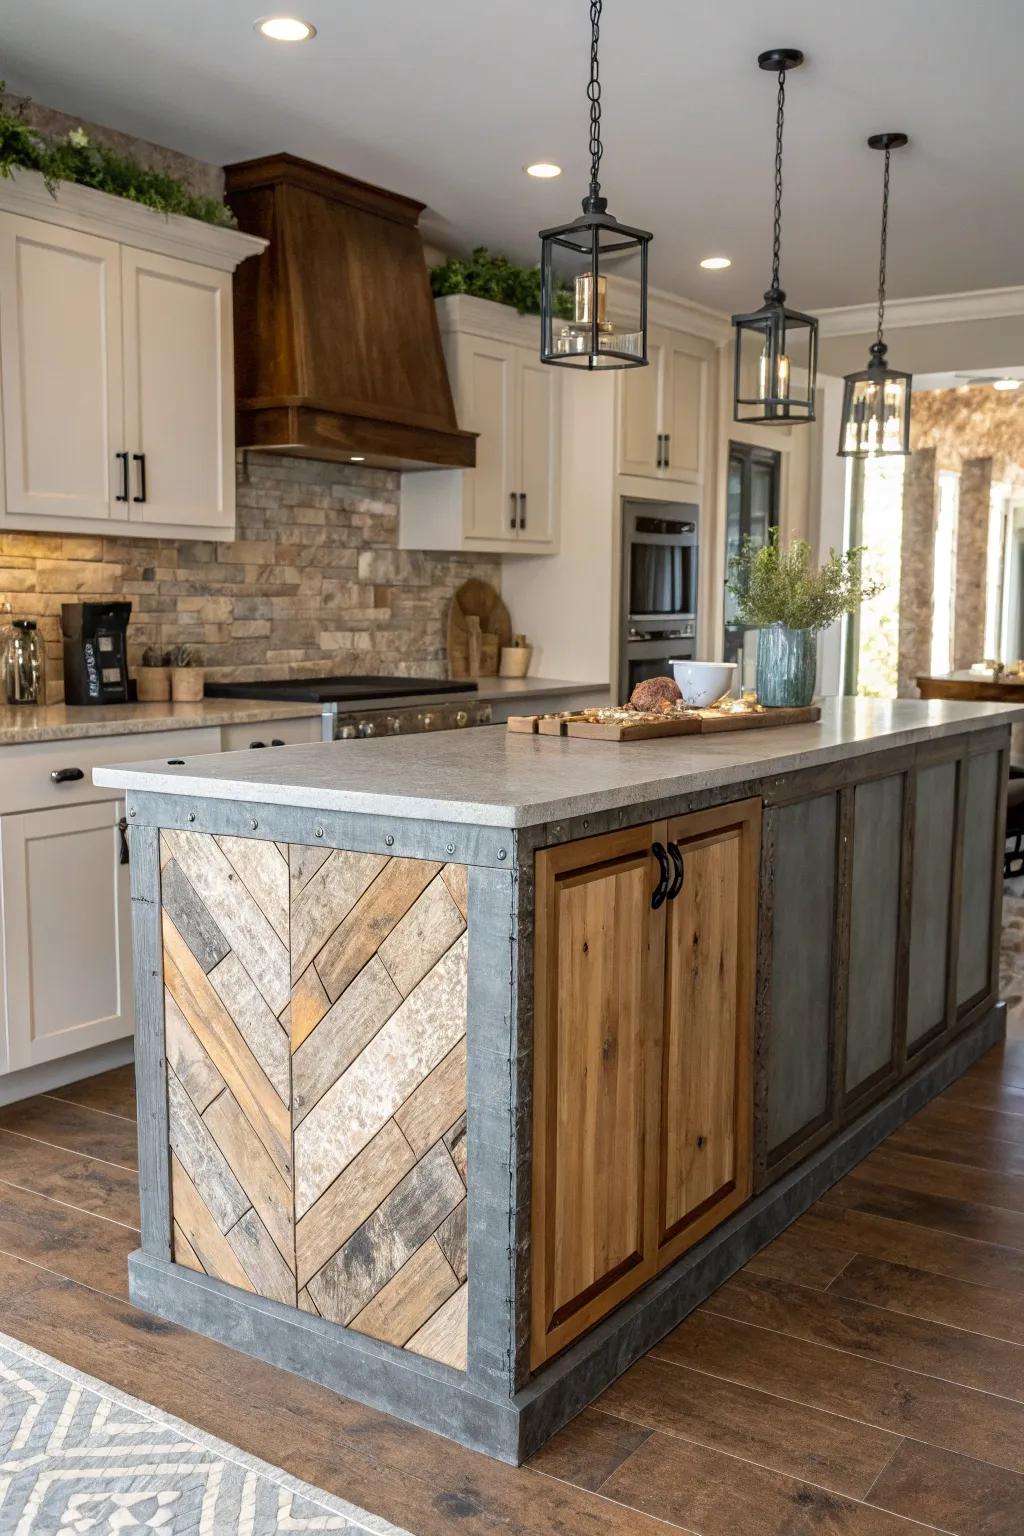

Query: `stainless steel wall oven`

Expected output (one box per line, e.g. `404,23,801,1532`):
620,498,699,698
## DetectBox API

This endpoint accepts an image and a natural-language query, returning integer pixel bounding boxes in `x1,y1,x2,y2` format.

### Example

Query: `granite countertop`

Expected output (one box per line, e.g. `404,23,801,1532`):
0,677,608,745
93,697,1024,830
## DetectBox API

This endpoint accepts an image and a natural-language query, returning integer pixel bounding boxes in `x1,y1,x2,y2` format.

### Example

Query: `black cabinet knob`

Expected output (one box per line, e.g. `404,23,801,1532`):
249,740,267,749
50,767,85,783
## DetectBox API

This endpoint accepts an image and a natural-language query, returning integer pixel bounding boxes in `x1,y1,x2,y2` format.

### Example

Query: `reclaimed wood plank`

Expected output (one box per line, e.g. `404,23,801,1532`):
169,1153,255,1294
165,987,225,1113
288,842,331,895
440,862,469,919
216,834,290,945
592,1354,901,1499
202,1087,294,1266
208,949,291,1101
163,828,290,1015
288,960,331,1052
290,848,388,980
163,914,292,1178
393,1038,467,1158
173,1220,204,1274
160,856,230,974
0,1127,139,1228
405,1283,468,1370
295,1120,415,1291
293,932,467,1216
167,1070,249,1233
349,1236,458,1347
308,1141,464,1322
435,1197,467,1284
444,1113,467,1185
292,957,402,1126
226,1207,296,1306
830,1255,1024,1348
377,875,465,998
314,858,442,1004
702,1270,1024,1401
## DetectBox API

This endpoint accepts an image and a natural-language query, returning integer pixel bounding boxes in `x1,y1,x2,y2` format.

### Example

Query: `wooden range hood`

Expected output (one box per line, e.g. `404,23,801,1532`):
224,154,476,470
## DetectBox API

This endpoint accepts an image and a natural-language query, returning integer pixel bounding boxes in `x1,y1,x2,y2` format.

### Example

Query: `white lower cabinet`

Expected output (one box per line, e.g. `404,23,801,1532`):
0,798,132,1073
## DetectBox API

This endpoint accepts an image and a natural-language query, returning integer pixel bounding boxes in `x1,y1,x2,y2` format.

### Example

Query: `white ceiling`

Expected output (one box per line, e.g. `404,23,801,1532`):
4,0,1023,312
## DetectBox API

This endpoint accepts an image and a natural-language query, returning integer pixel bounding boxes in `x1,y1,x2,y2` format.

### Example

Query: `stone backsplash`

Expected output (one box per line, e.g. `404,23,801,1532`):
0,455,500,702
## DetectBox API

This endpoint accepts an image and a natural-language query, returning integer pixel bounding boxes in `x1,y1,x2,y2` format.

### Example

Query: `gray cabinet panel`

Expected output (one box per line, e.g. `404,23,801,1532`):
846,774,903,1093
957,750,1000,1008
907,761,957,1046
767,794,837,1153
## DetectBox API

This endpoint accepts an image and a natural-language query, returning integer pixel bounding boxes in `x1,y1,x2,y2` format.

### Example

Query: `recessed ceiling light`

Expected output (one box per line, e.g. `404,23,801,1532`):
350,455,365,462
255,16,316,41
525,162,562,179
700,256,732,270
993,377,1021,391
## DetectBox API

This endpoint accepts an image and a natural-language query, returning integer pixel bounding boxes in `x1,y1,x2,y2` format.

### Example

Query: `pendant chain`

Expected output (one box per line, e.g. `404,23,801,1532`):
588,0,603,198
771,66,786,291
876,147,891,347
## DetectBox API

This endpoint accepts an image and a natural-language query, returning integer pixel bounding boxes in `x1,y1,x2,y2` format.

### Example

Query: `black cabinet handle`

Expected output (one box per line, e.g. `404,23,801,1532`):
115,451,129,502
519,492,527,530
50,767,84,783
249,740,267,749
667,842,685,900
117,815,130,866
132,452,147,504
651,841,671,909
271,739,285,747
509,492,517,530
663,433,670,469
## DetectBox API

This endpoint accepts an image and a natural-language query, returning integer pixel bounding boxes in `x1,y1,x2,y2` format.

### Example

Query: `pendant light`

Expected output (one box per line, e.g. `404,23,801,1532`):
539,0,652,369
839,134,912,457
733,49,818,423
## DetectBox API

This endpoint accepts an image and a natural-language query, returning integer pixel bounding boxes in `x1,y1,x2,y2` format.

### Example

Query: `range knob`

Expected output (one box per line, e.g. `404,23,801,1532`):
358,719,379,738
386,715,402,735
454,709,469,727
338,724,357,740
421,712,436,731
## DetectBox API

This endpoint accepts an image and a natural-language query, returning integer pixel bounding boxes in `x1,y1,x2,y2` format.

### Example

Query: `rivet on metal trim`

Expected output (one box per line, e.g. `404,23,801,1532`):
187,812,196,823
250,819,259,830
497,848,507,861
385,834,395,847
445,842,456,855
128,808,136,818
315,827,324,838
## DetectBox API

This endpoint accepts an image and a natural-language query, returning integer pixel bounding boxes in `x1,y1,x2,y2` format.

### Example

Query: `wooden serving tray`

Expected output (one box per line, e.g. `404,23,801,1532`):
507,704,821,741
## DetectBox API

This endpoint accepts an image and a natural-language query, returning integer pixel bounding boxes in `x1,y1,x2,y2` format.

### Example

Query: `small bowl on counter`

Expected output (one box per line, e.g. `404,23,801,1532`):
670,660,737,709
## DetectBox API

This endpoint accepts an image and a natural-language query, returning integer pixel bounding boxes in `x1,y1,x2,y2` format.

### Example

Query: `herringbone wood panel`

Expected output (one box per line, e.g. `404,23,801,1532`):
160,833,469,1368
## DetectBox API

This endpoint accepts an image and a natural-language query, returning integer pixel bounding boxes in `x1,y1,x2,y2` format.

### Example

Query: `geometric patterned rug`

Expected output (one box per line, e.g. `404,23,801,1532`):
0,1332,413,1535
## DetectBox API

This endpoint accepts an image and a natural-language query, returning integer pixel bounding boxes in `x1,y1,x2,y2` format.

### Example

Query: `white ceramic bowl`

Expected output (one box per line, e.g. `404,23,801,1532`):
669,660,737,708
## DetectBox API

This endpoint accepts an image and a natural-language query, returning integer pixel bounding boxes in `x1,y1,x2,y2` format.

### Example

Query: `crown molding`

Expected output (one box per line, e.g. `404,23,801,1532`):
818,285,1024,337
606,274,732,344
0,167,266,272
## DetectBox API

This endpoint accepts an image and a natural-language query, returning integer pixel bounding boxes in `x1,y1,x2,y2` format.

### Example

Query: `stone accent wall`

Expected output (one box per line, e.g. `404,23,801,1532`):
954,458,993,668
0,456,500,701
897,447,937,698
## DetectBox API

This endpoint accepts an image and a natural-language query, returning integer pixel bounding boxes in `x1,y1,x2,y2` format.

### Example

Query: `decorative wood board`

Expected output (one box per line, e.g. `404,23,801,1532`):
507,705,820,741
160,834,469,1371
447,578,511,679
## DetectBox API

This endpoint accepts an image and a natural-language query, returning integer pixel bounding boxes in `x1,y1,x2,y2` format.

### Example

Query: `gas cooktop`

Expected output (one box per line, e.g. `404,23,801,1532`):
204,675,479,705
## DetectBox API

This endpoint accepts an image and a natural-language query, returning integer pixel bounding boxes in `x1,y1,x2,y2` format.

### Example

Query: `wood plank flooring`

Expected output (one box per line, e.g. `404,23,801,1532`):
3,1050,1024,1532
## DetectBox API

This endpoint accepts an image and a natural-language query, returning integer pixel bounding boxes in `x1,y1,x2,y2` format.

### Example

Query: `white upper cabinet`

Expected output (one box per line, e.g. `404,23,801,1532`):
400,295,562,554
0,170,264,541
617,323,712,487
0,217,124,522
122,248,233,527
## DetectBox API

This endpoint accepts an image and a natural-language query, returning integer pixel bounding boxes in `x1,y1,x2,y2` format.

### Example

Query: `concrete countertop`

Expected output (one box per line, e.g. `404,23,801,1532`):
0,677,607,745
94,698,1024,830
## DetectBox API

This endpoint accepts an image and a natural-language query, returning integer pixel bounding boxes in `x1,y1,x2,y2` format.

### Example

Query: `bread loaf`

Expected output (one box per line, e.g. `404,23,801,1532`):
629,676,682,711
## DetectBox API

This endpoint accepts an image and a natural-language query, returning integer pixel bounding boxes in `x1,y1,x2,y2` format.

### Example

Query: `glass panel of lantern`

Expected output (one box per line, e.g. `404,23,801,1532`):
539,206,651,370
840,347,912,456
732,292,818,423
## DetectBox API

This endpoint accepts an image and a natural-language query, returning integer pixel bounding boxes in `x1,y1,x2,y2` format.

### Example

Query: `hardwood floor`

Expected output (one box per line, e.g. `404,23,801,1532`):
3,1051,1024,1533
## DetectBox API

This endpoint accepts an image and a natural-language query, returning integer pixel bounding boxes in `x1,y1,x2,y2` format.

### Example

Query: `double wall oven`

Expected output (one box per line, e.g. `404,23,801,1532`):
620,498,699,698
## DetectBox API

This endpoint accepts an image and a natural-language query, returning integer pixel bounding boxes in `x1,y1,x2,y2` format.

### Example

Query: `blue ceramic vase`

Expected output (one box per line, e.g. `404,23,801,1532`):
755,624,817,708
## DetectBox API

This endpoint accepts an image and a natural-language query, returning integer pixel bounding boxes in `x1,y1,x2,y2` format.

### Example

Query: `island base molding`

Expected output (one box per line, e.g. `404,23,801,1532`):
127,999,1004,1465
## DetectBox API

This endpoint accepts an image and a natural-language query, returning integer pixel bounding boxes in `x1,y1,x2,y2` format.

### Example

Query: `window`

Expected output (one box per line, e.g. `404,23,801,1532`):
930,470,959,677
724,442,780,665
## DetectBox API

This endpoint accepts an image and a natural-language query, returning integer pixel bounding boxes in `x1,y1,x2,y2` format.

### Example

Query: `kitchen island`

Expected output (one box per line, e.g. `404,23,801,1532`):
95,698,1018,1463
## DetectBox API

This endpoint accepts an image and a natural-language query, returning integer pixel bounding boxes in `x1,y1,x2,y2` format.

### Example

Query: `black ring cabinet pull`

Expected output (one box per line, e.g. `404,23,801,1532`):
50,767,84,783
651,841,671,909
115,451,129,502
667,842,685,900
117,815,130,866
132,452,147,503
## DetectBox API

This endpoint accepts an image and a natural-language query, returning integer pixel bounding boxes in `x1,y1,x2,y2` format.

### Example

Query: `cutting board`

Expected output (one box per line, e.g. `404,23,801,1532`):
447,579,512,679
507,704,821,741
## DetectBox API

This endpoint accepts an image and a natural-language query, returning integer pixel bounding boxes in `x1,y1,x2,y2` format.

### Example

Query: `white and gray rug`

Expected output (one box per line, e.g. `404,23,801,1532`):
0,1332,412,1536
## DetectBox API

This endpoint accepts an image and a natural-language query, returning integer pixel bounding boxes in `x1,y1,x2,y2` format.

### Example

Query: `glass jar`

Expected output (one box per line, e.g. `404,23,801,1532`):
3,618,46,705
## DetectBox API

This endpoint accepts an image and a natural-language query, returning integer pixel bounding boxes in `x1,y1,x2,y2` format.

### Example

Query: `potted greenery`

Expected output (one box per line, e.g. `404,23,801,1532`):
727,530,882,707
136,646,171,703
168,644,204,703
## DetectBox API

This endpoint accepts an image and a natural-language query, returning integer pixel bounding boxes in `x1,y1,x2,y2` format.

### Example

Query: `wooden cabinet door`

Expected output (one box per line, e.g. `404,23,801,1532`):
660,336,707,485
122,248,233,529
0,799,132,1072
617,333,664,478
0,214,123,521
531,824,666,1368
452,334,516,542
656,800,758,1269
515,347,560,549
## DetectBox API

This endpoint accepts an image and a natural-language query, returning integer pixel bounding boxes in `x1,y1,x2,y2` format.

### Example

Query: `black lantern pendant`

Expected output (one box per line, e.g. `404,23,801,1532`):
539,0,652,369
733,49,818,423
839,133,912,458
